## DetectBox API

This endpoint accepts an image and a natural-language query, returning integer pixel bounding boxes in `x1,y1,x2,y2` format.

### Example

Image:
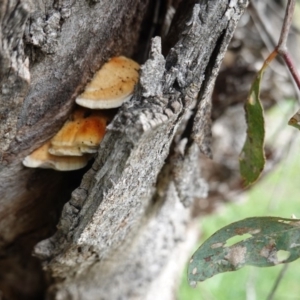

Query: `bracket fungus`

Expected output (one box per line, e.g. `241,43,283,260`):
75,56,140,109
22,56,139,171
48,107,110,156
22,108,109,170
22,141,90,171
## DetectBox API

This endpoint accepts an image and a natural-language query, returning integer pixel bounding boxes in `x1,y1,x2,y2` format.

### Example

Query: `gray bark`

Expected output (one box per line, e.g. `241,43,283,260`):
0,0,248,299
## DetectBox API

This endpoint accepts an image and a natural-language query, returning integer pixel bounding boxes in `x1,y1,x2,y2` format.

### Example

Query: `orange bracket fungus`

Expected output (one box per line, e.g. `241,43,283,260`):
48,107,110,156
22,141,90,171
22,56,139,171
75,56,140,109
22,108,109,171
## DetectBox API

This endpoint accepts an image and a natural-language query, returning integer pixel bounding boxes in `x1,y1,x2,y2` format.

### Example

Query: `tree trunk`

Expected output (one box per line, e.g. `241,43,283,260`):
0,0,248,299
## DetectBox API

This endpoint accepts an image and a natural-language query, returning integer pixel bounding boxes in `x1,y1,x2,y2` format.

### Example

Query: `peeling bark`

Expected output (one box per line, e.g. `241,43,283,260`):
0,0,248,299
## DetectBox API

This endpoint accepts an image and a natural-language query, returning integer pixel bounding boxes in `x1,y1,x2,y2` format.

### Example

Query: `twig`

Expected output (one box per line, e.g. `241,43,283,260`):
282,51,300,90
275,0,300,90
266,264,289,300
250,0,300,90
277,0,296,52
249,0,300,101
248,2,277,51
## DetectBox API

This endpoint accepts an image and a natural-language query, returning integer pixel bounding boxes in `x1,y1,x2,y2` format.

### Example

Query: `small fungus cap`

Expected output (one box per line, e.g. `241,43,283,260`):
48,107,110,156
22,141,90,171
76,56,139,109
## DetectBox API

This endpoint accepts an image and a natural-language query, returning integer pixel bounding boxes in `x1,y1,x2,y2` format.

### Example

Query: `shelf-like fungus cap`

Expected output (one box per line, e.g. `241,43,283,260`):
76,56,140,109
48,107,110,156
22,141,90,171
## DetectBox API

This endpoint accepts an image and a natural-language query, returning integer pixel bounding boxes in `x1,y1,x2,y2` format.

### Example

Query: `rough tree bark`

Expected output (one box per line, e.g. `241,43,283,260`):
0,0,248,299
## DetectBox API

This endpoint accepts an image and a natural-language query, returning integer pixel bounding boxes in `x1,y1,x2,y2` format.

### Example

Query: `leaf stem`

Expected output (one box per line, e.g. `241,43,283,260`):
261,50,278,70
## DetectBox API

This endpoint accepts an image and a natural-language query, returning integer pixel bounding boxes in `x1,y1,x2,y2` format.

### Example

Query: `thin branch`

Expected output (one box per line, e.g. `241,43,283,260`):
250,0,300,93
266,264,289,300
248,1,300,102
282,50,300,91
277,0,296,52
275,0,300,91
248,2,277,51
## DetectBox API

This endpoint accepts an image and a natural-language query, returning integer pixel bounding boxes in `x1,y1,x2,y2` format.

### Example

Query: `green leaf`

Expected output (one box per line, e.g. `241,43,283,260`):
239,71,266,187
188,217,300,286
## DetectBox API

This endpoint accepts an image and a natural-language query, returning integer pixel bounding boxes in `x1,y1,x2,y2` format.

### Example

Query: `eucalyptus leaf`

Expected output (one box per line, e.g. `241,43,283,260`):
239,70,265,187
188,217,300,286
